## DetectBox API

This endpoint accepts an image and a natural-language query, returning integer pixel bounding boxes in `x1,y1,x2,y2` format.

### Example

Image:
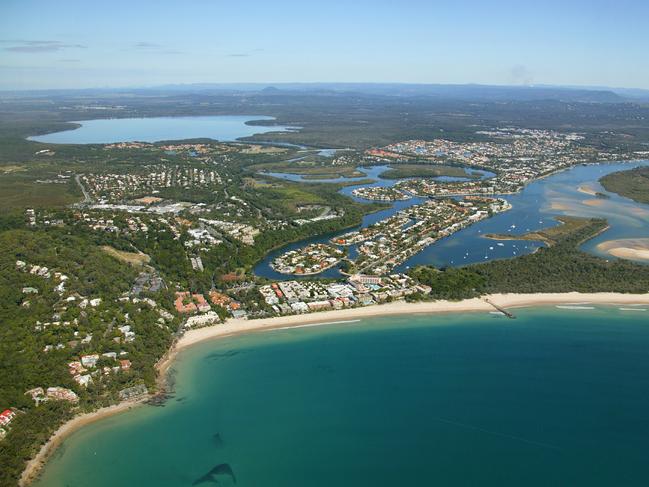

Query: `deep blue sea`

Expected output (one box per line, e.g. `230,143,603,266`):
35,307,649,487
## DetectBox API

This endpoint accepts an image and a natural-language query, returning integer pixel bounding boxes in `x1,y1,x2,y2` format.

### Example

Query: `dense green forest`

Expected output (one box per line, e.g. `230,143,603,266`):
600,166,649,204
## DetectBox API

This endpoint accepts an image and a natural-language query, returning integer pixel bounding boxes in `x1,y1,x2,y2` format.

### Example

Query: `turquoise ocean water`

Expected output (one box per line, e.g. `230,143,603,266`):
35,307,649,486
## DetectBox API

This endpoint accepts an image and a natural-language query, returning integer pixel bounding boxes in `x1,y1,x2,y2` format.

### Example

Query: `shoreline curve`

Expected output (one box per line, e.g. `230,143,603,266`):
20,291,649,486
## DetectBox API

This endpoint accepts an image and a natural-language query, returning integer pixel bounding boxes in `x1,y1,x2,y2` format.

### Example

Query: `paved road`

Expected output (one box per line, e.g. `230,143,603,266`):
75,174,92,204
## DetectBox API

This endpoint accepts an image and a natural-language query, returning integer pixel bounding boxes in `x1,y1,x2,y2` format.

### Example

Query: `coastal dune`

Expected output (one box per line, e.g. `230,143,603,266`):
20,292,649,486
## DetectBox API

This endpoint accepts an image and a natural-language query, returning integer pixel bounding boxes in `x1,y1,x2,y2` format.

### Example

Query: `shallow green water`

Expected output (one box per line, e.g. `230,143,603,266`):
35,307,649,486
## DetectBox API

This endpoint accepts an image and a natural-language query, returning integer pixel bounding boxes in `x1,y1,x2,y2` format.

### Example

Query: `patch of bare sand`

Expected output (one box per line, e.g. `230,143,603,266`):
597,238,649,262
577,184,598,196
583,199,605,207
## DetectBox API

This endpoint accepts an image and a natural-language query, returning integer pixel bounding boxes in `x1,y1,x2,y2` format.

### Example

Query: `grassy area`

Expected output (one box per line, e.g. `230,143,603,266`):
379,164,481,180
0,175,80,209
101,246,151,266
600,166,649,204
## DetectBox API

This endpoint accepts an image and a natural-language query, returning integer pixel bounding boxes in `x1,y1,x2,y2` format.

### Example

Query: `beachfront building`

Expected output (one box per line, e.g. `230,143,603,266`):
349,274,382,285
185,311,221,329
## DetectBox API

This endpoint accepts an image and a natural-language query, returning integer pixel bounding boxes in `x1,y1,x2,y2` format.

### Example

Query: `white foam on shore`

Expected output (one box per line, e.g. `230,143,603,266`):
556,305,596,310
619,308,647,312
270,319,362,331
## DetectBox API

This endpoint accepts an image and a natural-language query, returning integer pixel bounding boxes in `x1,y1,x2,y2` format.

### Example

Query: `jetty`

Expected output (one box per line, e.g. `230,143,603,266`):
484,299,516,319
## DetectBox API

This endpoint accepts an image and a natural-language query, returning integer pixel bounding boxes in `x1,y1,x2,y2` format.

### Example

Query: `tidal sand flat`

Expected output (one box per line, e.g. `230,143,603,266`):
597,238,649,262
577,184,598,196
583,198,605,206
33,307,649,487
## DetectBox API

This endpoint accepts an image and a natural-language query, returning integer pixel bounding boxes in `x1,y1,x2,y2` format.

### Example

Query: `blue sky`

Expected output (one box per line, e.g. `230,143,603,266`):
1,0,648,90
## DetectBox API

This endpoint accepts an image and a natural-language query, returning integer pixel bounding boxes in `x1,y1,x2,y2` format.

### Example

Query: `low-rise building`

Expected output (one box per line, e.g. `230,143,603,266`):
46,387,79,402
0,409,15,427
185,311,221,328
80,354,99,368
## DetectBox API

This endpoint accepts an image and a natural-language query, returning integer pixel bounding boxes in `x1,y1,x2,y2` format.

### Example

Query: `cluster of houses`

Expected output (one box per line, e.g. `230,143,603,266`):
68,353,132,387
272,196,508,277
199,217,259,245
209,290,245,317
81,165,222,203
351,186,411,201
175,292,212,314
16,260,67,287
174,290,246,328
25,387,79,405
271,243,344,275
362,129,630,196
258,274,431,315
329,197,510,275
16,260,69,303
186,228,222,250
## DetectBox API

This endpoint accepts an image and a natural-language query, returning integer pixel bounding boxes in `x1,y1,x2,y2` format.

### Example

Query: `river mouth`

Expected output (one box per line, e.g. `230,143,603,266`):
254,160,649,279
27,115,300,144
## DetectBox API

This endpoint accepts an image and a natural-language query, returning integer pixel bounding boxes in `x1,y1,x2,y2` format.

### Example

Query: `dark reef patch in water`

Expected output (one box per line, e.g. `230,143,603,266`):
192,463,237,485
205,350,241,362
212,433,224,448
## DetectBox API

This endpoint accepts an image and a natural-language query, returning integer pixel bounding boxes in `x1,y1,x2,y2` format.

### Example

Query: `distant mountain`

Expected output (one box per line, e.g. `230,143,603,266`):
0,82,635,104
133,83,629,103
609,87,649,101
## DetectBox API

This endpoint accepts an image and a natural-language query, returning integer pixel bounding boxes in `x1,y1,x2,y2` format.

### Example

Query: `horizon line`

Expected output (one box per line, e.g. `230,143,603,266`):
2,81,649,94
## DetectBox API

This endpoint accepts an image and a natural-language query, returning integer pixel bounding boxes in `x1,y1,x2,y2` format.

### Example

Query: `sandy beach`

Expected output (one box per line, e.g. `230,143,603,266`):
174,292,649,350
20,291,649,485
19,400,146,486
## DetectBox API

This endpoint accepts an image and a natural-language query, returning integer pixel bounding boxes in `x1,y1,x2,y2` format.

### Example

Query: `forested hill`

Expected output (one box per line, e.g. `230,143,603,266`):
0,219,179,487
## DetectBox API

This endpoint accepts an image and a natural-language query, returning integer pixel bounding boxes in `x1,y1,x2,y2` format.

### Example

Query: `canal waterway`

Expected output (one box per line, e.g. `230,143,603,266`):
254,160,649,279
